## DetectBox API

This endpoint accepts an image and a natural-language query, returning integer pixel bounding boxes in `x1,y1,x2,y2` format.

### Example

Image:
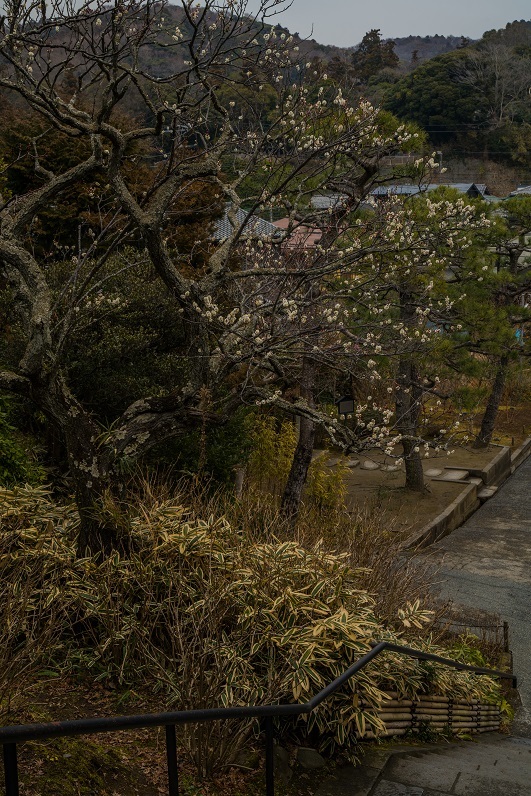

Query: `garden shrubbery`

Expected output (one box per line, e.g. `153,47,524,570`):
0,484,502,775
0,399,45,486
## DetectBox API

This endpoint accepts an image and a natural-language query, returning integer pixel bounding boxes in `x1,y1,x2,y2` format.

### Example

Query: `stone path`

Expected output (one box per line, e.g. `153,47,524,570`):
312,456,531,796
314,735,531,796
423,454,531,734
370,735,531,796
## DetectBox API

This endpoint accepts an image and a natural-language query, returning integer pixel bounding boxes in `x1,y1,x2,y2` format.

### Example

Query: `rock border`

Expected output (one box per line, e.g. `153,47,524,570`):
403,441,530,551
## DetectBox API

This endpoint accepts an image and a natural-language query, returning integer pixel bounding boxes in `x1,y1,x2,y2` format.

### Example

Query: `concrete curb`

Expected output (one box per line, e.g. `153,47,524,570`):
403,442,526,551
468,445,512,487
404,482,479,550
511,437,531,473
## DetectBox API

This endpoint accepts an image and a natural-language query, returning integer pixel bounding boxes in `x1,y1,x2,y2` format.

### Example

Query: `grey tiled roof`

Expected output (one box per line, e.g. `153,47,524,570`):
371,184,434,196
371,183,490,198
446,182,488,196
213,206,280,241
310,193,347,210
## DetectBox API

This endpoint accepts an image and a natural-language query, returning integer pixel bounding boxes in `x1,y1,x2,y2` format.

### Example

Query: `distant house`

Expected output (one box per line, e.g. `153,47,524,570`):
212,205,280,242
310,193,375,213
311,185,500,212
205,206,284,271
371,184,430,198
447,183,489,199
508,185,531,198
371,183,494,200
310,193,347,211
273,217,322,249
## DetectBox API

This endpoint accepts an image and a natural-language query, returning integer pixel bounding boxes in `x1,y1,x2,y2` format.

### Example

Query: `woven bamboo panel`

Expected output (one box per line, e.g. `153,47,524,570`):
356,691,502,740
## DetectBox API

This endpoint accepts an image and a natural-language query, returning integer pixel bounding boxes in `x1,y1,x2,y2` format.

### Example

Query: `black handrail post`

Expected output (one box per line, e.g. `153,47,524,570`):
3,743,19,796
165,725,179,796
264,716,274,796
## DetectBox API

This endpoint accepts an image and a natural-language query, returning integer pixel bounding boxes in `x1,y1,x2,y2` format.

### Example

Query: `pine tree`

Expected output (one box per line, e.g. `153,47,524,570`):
351,29,399,83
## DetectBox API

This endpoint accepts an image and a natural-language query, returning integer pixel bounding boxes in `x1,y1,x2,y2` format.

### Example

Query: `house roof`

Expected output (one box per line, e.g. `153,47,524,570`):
273,217,322,248
508,185,531,197
213,206,280,241
310,193,347,210
371,184,435,196
371,183,490,199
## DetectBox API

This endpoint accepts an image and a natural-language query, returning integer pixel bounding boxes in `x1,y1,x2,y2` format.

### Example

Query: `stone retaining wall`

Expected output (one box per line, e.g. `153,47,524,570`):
468,445,512,487
405,482,479,550
404,443,520,551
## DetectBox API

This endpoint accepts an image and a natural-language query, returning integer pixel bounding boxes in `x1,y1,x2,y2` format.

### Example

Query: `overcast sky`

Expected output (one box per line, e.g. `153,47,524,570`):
246,0,531,47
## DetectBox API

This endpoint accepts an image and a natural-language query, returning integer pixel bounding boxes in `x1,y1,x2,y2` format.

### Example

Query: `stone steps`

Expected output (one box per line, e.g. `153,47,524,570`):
314,735,531,796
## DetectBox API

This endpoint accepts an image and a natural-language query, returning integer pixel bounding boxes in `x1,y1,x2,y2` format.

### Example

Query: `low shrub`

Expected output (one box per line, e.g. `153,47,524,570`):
0,485,502,776
0,399,45,486
246,414,348,511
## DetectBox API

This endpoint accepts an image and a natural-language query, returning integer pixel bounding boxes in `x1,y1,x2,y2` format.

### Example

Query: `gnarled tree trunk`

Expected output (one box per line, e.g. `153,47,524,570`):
37,377,121,556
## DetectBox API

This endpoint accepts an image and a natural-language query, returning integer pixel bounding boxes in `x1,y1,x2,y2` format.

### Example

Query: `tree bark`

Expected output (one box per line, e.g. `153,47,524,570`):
401,433,425,492
396,285,426,493
281,357,316,522
64,420,120,558
396,358,425,492
30,375,122,556
474,355,509,449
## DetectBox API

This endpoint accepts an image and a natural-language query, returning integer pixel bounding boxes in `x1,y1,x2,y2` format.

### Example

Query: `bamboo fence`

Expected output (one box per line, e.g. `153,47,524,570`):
356,692,502,739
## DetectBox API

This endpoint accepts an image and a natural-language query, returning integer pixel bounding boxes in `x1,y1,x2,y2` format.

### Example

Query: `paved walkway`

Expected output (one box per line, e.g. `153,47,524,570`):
313,460,531,795
423,455,531,733
370,735,531,796
315,735,531,796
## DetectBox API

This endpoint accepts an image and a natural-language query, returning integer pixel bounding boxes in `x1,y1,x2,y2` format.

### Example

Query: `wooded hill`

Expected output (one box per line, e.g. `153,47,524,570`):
264,16,531,171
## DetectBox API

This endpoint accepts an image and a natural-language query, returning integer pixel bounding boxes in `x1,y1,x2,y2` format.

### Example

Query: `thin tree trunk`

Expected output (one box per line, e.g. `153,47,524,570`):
474,355,509,449
396,358,425,492
401,434,425,491
396,285,425,492
281,357,315,521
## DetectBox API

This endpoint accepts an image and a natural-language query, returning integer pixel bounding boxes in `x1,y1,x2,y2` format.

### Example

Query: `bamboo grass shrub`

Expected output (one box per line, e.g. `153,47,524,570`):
0,486,80,717
0,485,503,774
246,416,298,498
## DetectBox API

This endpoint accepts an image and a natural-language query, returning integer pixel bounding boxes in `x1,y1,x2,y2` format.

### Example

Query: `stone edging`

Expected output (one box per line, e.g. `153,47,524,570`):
467,445,512,487
403,441,530,551
404,482,479,550
511,437,531,473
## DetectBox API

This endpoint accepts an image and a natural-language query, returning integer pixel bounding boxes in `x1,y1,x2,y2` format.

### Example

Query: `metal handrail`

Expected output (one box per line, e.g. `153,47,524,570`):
0,641,517,796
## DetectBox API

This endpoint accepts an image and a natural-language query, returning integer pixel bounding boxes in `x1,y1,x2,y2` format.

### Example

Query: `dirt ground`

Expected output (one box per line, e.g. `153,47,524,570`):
3,676,254,796
321,445,504,537
477,405,531,448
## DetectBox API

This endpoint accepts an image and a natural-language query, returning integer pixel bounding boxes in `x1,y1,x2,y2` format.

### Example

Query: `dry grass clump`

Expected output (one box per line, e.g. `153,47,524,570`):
0,484,502,775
